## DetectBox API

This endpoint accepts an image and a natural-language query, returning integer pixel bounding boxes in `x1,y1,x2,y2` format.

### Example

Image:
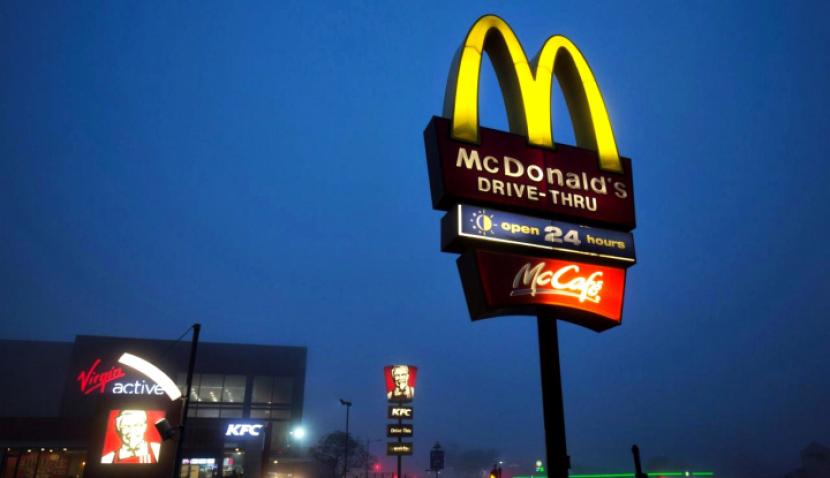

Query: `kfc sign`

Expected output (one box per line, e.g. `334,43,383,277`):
384,365,418,403
387,443,414,456
100,409,164,464
225,423,264,437
458,249,626,331
388,406,414,419
387,424,414,438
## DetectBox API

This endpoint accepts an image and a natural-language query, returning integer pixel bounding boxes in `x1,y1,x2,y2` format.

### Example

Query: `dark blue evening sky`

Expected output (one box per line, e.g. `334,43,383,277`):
2,1,829,477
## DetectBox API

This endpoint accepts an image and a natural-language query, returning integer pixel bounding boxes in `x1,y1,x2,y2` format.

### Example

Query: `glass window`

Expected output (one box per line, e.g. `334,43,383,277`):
200,374,223,403
252,376,273,403
249,408,271,419
16,451,38,478
220,406,243,418
272,377,293,404
2,453,18,478
222,375,246,403
270,421,288,451
178,373,202,401
197,407,220,418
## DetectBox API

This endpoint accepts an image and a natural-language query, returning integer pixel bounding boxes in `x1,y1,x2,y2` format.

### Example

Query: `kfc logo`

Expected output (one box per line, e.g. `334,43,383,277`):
225,424,264,437
391,407,412,418
100,409,164,464
384,365,418,403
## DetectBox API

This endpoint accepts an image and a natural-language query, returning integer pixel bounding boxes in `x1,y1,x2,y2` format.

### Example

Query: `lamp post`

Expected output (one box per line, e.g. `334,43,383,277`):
340,399,352,478
173,323,201,478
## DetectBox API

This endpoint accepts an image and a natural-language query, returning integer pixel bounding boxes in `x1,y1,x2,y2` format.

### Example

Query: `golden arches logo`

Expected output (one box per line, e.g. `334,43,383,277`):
444,15,623,173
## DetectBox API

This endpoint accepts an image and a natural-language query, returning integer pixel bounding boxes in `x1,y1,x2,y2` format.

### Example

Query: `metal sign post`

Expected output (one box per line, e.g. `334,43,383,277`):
537,316,569,478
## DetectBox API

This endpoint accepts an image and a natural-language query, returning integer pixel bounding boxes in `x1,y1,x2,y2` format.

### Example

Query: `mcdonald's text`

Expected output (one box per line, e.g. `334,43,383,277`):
425,116,635,231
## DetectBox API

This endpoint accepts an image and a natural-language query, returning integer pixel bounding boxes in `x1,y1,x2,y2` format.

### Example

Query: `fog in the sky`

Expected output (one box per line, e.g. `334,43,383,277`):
2,1,829,477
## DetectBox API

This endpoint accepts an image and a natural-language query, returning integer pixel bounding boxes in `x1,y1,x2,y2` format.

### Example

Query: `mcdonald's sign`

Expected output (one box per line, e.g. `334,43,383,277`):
425,15,635,231
424,15,636,330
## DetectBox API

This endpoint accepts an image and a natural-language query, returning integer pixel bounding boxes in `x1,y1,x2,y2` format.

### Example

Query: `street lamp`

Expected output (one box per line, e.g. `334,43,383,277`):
340,399,352,478
290,425,307,441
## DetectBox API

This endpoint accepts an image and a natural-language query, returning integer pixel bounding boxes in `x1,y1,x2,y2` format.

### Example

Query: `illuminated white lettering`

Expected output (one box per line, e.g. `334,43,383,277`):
511,263,603,303
225,424,264,437
504,156,523,177
483,155,499,173
527,164,543,182
614,181,628,198
456,148,482,170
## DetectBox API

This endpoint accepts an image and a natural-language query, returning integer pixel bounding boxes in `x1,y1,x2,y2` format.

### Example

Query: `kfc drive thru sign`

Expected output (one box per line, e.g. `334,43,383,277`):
424,14,636,329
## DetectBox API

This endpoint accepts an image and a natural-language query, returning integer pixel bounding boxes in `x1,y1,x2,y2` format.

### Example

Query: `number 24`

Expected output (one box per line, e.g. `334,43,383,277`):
544,226,581,246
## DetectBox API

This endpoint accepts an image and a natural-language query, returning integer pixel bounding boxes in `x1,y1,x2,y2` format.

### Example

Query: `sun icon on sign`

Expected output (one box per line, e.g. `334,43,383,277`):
470,210,496,236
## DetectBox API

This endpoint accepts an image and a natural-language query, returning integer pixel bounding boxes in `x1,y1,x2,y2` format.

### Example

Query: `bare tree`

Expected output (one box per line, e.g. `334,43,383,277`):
311,431,372,478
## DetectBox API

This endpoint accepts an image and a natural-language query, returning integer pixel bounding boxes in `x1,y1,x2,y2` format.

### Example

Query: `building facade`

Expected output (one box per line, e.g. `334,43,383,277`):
0,335,307,478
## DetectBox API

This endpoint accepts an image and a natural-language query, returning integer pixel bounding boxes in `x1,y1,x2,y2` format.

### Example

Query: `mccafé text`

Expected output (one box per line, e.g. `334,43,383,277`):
511,262,603,303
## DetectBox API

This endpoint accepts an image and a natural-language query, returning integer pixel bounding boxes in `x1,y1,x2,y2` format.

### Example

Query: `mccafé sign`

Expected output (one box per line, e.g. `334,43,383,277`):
459,250,625,331
424,15,635,330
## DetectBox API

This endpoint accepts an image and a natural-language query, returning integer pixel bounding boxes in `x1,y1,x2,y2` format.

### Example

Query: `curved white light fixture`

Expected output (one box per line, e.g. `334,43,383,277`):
118,352,182,401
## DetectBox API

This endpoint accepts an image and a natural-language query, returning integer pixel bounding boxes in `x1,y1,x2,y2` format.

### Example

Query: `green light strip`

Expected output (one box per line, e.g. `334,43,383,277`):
514,473,714,478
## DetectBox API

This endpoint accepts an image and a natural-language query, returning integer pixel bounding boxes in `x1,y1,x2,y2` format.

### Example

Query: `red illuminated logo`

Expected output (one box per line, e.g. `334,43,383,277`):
100,409,164,464
458,250,626,331
77,358,127,395
384,365,418,402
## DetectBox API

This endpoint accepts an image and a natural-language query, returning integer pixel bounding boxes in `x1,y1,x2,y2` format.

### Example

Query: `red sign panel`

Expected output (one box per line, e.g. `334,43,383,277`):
384,365,418,402
458,249,626,331
425,116,636,231
100,409,165,464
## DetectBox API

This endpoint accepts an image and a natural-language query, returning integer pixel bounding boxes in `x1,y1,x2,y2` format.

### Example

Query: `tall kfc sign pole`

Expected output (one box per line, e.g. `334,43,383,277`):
384,365,417,478
424,15,637,478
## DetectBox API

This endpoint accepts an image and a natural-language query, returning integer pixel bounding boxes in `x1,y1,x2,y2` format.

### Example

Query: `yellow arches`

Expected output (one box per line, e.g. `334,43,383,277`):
444,15,623,173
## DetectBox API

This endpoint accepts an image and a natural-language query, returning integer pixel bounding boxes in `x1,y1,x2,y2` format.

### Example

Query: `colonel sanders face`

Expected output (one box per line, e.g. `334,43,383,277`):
391,366,410,391
116,410,148,450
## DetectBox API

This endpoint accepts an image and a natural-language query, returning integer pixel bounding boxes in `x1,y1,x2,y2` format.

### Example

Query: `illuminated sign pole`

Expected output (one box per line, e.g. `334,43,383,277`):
385,365,417,478
424,15,637,478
